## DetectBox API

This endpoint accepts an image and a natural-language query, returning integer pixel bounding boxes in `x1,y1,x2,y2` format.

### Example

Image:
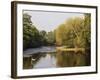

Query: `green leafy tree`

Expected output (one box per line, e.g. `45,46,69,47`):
39,30,48,45
23,13,42,49
46,31,56,45
83,14,91,48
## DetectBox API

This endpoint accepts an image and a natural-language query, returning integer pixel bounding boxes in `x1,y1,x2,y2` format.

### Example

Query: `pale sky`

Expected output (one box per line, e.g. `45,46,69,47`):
23,10,84,32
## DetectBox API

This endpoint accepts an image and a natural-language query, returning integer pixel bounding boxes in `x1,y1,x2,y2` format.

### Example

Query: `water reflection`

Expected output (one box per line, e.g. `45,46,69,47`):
23,50,90,69
56,50,90,67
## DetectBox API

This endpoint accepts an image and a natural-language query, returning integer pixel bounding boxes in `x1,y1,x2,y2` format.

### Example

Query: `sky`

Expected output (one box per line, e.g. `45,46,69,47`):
23,10,84,32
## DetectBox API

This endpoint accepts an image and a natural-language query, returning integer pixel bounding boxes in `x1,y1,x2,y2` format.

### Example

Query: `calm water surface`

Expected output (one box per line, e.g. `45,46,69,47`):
23,47,90,69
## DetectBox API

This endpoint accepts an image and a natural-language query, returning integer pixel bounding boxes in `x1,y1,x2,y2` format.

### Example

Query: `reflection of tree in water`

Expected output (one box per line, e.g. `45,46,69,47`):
23,57,33,69
31,53,42,67
23,50,91,69
49,52,56,58
56,50,90,67
23,53,43,69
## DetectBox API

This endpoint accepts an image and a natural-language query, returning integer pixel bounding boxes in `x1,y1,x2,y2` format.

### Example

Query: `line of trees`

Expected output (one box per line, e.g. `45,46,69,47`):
23,13,91,50
23,13,55,50
56,14,91,48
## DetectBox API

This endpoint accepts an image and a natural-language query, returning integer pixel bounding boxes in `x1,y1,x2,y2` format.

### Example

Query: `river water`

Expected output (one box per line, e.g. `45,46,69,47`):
23,46,90,69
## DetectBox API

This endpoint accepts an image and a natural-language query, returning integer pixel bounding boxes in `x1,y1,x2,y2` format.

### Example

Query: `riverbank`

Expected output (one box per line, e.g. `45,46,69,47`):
56,47,85,52
23,46,88,58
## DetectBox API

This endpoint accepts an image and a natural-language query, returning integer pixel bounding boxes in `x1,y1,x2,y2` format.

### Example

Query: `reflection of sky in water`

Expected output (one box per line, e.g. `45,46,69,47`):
34,53,57,68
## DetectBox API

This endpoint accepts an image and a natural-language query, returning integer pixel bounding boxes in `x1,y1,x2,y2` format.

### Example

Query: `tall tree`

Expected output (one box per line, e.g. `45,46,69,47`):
55,15,91,48
23,13,42,49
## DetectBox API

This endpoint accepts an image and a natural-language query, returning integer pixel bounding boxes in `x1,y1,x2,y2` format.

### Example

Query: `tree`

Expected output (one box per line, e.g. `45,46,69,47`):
23,13,42,49
55,15,91,48
39,30,47,45
46,31,56,45
55,18,84,47
23,13,56,50
83,14,91,48
65,17,85,48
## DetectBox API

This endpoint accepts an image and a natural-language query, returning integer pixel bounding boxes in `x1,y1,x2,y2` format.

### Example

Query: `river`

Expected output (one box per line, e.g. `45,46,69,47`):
23,46,90,69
